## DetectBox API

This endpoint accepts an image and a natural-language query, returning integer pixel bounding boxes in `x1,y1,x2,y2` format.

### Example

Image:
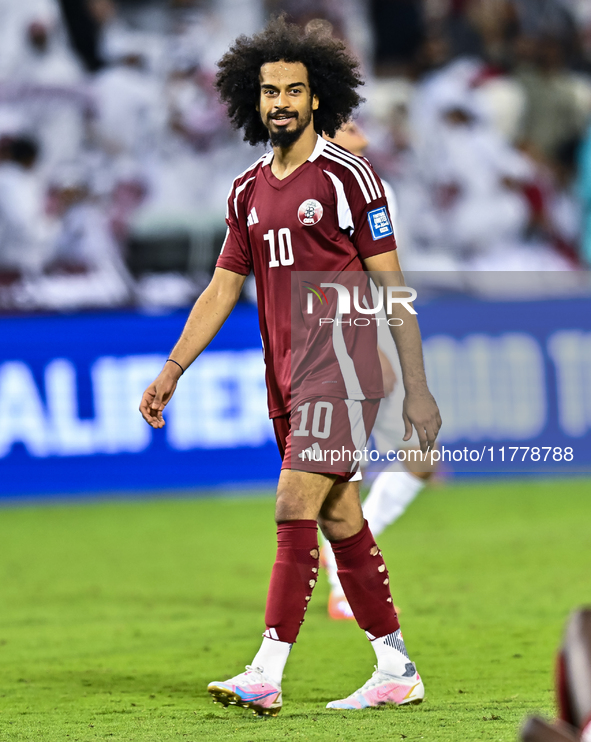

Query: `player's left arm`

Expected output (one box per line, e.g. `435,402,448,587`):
363,249,442,453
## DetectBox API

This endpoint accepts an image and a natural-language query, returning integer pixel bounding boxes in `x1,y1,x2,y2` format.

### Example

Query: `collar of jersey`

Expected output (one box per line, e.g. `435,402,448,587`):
262,135,327,190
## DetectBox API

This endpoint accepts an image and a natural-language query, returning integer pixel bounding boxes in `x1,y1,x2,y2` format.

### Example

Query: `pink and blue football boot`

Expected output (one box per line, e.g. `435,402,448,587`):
326,664,424,710
208,665,282,717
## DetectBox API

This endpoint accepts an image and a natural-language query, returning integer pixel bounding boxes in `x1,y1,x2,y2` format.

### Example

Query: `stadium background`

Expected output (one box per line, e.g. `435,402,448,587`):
0,1,590,741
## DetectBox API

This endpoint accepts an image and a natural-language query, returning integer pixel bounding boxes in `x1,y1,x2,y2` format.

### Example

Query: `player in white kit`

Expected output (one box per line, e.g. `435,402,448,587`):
320,121,437,620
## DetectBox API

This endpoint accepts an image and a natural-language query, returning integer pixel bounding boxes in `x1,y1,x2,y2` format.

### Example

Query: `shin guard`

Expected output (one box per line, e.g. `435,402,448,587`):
264,520,319,644
331,520,400,639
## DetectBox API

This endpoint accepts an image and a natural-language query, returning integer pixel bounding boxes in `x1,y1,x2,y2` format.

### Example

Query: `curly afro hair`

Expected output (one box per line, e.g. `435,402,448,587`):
215,16,364,145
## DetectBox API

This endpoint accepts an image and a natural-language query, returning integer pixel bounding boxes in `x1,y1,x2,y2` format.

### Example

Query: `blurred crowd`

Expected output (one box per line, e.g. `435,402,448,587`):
356,0,591,284
0,0,264,310
1,0,591,312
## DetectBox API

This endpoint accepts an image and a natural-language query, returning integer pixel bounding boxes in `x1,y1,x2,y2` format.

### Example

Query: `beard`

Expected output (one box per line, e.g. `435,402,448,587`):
267,104,313,148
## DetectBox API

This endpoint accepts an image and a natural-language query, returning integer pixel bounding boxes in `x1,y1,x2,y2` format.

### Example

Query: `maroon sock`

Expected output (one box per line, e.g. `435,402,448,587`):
264,520,319,644
331,520,400,639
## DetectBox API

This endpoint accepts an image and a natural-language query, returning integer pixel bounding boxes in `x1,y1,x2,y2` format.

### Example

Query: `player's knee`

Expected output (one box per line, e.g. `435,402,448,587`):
317,518,340,542
318,514,363,543
274,490,312,523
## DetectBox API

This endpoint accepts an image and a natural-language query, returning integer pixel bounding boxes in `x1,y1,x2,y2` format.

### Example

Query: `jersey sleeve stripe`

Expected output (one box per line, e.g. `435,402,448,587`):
325,142,382,199
233,176,256,218
325,142,382,200
321,149,372,204
328,142,382,198
323,170,354,232
359,157,383,199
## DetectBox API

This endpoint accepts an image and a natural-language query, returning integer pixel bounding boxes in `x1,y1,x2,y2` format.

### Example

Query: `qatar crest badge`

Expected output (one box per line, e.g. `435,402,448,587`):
298,199,323,226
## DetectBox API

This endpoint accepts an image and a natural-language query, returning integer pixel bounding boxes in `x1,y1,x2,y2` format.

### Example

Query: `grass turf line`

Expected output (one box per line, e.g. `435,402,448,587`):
0,478,589,741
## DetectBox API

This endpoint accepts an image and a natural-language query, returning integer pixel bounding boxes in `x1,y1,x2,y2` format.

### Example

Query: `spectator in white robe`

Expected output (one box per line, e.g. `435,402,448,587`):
89,41,165,162
402,76,532,267
0,0,62,79
5,15,88,175
0,136,55,276
31,162,131,310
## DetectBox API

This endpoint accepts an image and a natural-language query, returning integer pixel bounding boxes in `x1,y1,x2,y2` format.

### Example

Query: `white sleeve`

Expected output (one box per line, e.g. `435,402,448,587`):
382,180,398,233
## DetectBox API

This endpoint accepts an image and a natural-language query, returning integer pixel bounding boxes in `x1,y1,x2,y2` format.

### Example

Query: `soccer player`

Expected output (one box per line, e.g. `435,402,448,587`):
139,17,441,716
522,607,591,741
557,608,591,741
521,718,580,741
320,121,437,621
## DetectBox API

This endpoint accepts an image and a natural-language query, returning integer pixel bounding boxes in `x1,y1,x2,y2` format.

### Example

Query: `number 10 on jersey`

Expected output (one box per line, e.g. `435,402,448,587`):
264,228,294,267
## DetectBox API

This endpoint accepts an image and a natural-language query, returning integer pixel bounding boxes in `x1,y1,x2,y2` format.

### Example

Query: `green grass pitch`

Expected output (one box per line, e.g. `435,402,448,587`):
0,478,590,742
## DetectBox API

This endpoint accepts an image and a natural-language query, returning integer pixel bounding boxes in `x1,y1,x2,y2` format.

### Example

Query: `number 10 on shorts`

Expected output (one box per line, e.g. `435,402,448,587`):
293,401,333,439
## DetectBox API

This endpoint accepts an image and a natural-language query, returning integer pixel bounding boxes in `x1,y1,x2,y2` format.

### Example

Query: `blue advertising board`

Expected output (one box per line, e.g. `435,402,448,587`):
1,296,590,497
417,295,591,474
0,304,280,497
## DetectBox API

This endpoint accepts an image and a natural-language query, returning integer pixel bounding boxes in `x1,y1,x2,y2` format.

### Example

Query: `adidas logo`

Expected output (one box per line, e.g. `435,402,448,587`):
247,207,259,227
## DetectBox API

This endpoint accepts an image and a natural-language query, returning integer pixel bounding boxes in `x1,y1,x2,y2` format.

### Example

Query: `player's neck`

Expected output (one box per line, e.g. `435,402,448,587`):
270,126,318,181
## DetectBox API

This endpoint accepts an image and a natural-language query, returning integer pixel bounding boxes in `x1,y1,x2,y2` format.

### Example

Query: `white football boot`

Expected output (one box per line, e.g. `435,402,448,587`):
208,665,282,717
326,663,424,710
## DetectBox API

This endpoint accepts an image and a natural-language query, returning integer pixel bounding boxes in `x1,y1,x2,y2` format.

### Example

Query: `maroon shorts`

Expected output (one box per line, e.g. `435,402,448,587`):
272,397,381,481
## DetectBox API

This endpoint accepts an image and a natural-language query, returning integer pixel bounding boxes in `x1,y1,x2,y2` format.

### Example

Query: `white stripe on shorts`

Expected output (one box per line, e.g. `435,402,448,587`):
346,399,368,473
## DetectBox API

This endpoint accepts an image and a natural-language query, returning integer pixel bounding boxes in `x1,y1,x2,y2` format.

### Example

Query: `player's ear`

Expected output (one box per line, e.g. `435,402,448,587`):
312,94,319,111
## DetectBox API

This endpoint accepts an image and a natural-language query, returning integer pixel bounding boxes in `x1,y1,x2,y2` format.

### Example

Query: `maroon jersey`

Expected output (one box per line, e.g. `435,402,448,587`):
216,135,397,418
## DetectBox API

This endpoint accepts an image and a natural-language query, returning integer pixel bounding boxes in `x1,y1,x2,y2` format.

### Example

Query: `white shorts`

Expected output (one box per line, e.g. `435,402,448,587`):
371,318,421,455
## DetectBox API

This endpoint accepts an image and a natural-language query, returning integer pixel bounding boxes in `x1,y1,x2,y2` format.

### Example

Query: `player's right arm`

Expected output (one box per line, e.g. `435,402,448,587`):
139,267,246,428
